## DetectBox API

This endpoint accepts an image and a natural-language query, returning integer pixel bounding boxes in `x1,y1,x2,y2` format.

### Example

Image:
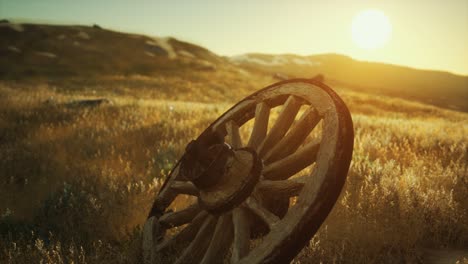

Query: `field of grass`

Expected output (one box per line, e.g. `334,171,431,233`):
0,77,467,263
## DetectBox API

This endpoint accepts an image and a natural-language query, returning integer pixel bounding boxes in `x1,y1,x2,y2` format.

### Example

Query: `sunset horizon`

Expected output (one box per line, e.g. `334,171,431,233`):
0,1,467,263
2,0,467,75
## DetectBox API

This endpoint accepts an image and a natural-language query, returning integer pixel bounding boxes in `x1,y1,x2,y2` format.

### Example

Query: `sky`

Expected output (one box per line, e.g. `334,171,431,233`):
1,0,468,75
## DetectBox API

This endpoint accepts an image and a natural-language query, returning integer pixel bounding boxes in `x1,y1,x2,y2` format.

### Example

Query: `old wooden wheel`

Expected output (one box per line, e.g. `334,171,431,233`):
143,78,354,264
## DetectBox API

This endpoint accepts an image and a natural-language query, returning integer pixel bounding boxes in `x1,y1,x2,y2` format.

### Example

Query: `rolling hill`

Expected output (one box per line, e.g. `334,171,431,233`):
0,21,467,111
230,53,468,112
1,21,467,263
0,22,224,78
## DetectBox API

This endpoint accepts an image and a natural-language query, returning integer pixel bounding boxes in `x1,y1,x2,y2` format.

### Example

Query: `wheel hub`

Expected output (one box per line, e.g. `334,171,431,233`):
180,139,262,214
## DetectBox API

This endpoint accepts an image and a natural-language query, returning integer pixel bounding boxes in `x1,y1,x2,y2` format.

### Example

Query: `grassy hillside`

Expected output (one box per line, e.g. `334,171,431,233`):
1,22,467,112
231,53,468,112
0,78,467,263
0,22,467,263
0,22,224,78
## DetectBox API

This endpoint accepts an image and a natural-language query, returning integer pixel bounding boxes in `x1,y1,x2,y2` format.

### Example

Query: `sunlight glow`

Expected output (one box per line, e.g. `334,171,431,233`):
351,9,392,50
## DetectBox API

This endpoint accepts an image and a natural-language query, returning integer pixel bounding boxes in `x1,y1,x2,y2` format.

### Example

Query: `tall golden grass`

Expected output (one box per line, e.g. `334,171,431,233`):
0,79,466,263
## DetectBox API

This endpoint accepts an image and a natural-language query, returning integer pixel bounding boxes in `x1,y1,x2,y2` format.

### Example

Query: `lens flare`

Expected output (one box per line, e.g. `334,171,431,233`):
352,9,392,50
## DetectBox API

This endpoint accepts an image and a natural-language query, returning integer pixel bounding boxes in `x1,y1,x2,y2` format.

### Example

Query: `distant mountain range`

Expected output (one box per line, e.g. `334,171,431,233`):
1,21,467,111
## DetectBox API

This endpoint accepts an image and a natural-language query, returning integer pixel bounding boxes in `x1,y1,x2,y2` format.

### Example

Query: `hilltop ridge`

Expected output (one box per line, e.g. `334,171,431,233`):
1,22,466,111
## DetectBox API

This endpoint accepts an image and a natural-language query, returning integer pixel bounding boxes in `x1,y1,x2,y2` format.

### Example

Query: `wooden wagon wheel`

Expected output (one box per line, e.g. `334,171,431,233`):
143,78,354,264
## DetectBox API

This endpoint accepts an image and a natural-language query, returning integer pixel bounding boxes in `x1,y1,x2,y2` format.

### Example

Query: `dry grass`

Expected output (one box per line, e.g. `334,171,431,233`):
0,78,466,263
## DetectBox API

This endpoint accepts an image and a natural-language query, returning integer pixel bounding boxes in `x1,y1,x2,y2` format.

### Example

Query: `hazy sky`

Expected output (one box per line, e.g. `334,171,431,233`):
2,0,468,75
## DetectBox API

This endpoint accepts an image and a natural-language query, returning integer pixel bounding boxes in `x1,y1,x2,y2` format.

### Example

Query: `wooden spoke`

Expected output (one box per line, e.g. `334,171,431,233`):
247,102,270,150
226,120,243,148
231,208,250,263
174,216,217,264
142,216,159,263
258,96,302,157
257,176,307,198
145,80,355,264
159,203,201,228
200,214,234,264
156,211,208,253
263,138,320,180
171,181,198,196
245,197,280,230
153,165,182,213
264,107,320,163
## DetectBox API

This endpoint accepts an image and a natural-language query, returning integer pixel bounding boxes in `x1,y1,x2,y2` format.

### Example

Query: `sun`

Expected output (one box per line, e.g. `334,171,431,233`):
351,9,392,50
